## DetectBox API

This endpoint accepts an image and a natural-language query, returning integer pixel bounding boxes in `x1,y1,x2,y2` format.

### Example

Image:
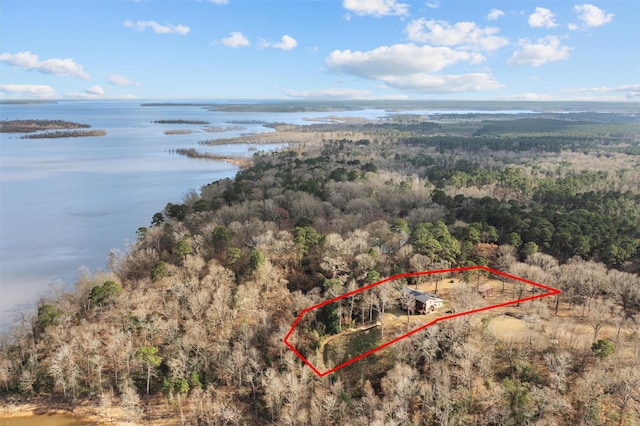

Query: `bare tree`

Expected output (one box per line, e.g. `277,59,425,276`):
543,351,572,393
584,298,615,340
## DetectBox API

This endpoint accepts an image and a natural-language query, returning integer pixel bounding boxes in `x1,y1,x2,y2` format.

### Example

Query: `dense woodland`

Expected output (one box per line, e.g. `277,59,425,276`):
1,110,640,425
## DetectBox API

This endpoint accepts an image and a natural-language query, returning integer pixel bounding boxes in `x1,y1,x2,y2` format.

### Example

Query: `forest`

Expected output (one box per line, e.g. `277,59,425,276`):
1,109,639,425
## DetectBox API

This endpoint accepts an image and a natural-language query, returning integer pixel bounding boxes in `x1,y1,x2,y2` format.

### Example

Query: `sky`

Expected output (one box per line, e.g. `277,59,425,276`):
0,0,639,101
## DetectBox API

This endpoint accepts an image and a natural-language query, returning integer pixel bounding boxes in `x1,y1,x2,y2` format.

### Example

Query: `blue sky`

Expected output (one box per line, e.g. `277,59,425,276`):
1,0,638,101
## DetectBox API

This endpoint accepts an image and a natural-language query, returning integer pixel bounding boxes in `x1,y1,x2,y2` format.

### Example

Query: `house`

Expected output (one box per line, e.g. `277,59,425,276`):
402,287,444,314
477,283,493,298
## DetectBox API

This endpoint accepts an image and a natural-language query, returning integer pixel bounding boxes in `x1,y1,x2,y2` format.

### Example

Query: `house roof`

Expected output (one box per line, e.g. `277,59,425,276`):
403,287,443,304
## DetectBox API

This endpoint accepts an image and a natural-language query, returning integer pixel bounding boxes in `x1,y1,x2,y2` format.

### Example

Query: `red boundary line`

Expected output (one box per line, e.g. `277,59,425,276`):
283,265,561,377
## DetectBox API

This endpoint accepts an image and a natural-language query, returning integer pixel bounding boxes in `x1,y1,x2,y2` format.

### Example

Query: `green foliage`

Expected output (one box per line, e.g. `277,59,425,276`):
176,238,192,261
365,270,381,285
136,345,162,367
250,249,266,270
391,218,409,234
151,212,165,227
318,304,341,336
226,247,242,264
323,278,342,296
502,378,532,425
189,371,203,390
521,242,539,258
192,199,209,212
411,221,460,263
212,226,233,251
151,261,168,282
136,227,148,241
294,226,323,256
36,304,61,330
166,203,189,221
503,232,522,248
89,280,122,307
591,339,615,358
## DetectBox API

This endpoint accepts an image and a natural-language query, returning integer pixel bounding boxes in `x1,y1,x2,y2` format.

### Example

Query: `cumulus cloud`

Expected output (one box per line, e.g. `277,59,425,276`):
0,51,90,80
507,36,570,66
85,85,105,96
107,74,140,86
405,19,509,51
528,7,558,28
326,44,476,79
325,43,502,94
342,0,409,17
123,20,190,35
0,84,57,99
382,73,503,93
220,32,250,48
285,88,372,99
261,35,298,50
487,9,505,21
575,4,614,27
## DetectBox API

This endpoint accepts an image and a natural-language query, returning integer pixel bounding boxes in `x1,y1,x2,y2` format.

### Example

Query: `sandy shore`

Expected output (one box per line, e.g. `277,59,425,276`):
0,398,179,425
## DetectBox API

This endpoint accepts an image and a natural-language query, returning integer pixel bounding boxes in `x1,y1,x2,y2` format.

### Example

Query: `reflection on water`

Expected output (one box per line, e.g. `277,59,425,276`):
0,414,93,426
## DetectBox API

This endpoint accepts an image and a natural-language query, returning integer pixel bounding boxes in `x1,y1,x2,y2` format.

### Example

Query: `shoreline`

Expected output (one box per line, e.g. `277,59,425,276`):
0,400,108,424
173,148,253,168
0,397,179,425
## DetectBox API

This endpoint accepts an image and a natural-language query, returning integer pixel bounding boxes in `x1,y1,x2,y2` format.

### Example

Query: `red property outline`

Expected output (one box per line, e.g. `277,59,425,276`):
283,265,561,377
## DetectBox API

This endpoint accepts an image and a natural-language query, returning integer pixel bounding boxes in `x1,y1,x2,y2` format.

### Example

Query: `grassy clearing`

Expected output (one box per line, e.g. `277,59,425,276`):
323,325,381,370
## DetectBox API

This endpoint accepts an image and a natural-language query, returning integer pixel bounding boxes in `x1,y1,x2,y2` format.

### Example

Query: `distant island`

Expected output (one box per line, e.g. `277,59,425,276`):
20,130,107,139
151,119,209,125
204,125,246,132
0,119,91,133
1,119,106,139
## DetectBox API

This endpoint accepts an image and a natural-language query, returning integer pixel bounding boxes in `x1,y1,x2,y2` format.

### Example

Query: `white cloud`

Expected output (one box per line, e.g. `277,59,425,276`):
285,88,372,99
85,85,105,96
426,2,439,9
568,23,578,31
487,9,505,21
123,20,190,35
208,0,228,4
528,7,558,28
507,36,570,66
0,51,90,80
575,4,614,27
382,73,503,93
262,35,298,50
405,19,509,51
326,44,476,79
342,0,409,17
499,92,556,101
107,74,140,86
325,43,502,94
561,84,640,95
220,32,250,48
0,84,57,99
65,91,136,100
